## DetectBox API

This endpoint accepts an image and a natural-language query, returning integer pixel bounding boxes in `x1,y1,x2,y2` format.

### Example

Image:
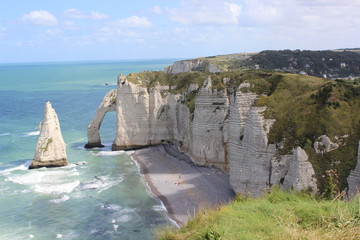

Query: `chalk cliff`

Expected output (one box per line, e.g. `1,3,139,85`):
164,59,221,74
29,101,67,169
347,141,360,197
88,73,321,196
85,89,117,148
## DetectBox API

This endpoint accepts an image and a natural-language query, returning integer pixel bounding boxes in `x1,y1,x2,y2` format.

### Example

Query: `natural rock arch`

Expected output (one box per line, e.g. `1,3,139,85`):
85,89,117,148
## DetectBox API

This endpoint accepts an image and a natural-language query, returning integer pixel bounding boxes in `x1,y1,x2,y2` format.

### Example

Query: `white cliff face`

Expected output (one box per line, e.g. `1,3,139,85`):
164,59,221,74
228,82,258,182
229,106,276,196
30,101,67,169
85,89,117,148
282,147,318,192
149,84,180,144
190,77,229,168
347,141,360,198
112,74,151,150
90,73,321,196
112,75,181,150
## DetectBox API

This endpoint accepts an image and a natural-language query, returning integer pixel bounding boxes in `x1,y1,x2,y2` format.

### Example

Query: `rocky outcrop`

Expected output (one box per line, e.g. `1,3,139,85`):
281,147,318,192
313,135,339,154
29,102,67,169
85,89,117,148
347,141,360,197
164,59,221,74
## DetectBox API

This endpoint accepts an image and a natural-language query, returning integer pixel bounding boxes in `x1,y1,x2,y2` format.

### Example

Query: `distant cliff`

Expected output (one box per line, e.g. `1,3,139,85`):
86,68,360,198
167,50,360,79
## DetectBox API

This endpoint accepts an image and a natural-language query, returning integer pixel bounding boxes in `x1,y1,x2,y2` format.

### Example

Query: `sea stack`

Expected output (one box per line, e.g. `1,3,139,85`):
29,101,68,169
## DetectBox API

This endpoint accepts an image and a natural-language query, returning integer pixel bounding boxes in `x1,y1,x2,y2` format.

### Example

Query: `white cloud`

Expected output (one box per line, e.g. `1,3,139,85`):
64,8,109,20
167,0,242,25
245,1,282,23
21,10,58,26
149,6,163,14
115,16,152,28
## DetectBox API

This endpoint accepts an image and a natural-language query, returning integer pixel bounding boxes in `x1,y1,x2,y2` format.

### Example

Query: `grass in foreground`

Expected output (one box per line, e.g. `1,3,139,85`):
155,188,360,240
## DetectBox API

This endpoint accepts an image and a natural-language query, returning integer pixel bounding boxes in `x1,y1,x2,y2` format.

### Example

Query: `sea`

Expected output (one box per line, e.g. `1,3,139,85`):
0,59,178,240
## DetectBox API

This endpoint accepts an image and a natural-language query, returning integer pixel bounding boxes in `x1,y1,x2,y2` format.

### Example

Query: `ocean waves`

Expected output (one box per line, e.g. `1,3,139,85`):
3,162,124,200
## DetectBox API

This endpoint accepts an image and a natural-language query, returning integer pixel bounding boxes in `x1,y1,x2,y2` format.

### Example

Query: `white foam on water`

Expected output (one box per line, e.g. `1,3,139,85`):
50,195,70,204
76,175,123,193
113,224,119,231
56,234,63,238
101,204,122,211
0,160,31,176
28,234,34,239
6,168,80,195
153,204,167,212
117,214,132,223
93,151,125,156
125,150,135,155
23,131,40,137
34,180,80,195
0,133,10,136
96,175,124,193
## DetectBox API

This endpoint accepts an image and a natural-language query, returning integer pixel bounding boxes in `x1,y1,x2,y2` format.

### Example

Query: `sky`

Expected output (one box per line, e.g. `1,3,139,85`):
0,0,359,63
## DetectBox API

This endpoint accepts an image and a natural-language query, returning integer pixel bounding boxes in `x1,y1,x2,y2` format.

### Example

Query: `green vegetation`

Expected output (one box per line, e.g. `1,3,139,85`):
43,138,53,152
245,50,360,78
156,189,360,240
251,72,360,196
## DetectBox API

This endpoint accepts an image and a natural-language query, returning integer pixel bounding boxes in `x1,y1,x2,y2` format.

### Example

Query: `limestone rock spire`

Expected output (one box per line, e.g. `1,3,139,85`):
29,101,68,169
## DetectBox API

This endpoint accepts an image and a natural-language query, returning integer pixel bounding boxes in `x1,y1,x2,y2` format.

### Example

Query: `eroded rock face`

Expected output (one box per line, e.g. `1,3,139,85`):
190,77,229,168
282,147,318,192
29,102,67,169
229,106,276,196
85,89,117,148
112,75,181,150
112,74,151,150
90,74,321,196
347,141,360,198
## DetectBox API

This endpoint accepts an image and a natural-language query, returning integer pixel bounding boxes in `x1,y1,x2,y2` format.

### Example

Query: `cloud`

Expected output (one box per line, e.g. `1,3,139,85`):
245,1,282,23
167,0,242,25
64,8,109,20
21,10,58,26
149,6,163,14
115,16,153,28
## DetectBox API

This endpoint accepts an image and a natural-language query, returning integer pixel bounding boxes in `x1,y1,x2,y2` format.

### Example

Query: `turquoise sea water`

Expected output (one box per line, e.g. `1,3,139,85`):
0,59,177,240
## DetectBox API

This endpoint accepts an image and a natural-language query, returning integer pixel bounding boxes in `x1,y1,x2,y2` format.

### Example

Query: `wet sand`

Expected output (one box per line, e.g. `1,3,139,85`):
131,144,235,226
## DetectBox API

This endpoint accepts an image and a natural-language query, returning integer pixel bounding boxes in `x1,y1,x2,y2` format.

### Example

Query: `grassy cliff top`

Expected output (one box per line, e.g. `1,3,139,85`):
156,188,360,240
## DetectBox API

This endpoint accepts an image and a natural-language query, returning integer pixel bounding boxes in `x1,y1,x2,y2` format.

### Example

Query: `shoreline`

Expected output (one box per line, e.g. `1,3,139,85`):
131,144,235,226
